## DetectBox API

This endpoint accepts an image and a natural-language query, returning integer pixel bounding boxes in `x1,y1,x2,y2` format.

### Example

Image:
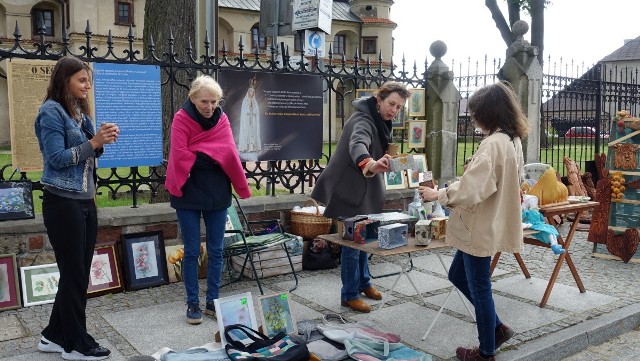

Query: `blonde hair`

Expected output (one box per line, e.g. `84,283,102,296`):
188,75,223,99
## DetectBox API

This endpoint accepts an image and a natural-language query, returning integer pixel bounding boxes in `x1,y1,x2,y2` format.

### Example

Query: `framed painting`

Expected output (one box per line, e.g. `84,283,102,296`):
87,241,122,297
0,181,35,221
408,88,425,117
258,292,296,337
0,254,21,311
407,154,428,188
214,291,259,347
408,120,427,148
355,88,375,100
20,263,59,307
384,170,407,190
121,231,168,291
392,106,406,129
165,242,208,283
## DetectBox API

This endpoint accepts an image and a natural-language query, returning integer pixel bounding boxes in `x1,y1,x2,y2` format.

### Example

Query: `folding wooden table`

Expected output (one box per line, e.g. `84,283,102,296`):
317,233,475,340
490,201,599,307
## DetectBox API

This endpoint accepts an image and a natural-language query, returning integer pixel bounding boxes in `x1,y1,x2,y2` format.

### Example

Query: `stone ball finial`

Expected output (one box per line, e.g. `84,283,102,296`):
429,40,447,59
512,20,529,38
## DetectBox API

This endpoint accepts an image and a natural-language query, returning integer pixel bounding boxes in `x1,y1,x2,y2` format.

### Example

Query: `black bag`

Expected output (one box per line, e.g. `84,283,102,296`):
224,324,310,361
303,239,338,270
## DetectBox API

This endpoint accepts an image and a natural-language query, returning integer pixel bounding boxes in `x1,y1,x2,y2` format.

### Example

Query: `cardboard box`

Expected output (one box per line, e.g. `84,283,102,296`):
388,154,415,171
431,217,448,240
338,216,368,240
415,219,432,245
378,223,408,249
364,212,418,235
352,219,380,244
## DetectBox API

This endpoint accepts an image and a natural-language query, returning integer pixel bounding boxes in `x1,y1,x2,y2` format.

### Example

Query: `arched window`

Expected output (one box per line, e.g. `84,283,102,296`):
31,7,54,36
251,24,267,51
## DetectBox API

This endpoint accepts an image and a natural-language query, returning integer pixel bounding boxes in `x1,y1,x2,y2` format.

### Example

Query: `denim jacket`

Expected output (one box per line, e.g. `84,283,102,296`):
35,99,101,192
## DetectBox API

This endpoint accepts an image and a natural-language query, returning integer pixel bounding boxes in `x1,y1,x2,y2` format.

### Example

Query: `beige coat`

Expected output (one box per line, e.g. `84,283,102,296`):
438,132,525,257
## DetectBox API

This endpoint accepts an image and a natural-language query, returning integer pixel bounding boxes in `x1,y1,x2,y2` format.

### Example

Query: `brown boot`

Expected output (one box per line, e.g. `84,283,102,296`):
360,286,382,300
341,298,371,313
456,347,495,361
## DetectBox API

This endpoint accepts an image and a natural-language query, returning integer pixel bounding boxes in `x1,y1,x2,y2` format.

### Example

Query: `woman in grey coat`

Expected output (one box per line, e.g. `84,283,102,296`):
311,81,411,313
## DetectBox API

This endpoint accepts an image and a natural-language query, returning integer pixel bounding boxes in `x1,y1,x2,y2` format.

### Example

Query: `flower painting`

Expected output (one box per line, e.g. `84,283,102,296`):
407,154,428,188
121,231,168,291
87,243,122,296
90,254,112,286
408,88,425,117
21,263,59,306
165,243,207,283
132,240,158,279
408,120,427,148
258,292,296,337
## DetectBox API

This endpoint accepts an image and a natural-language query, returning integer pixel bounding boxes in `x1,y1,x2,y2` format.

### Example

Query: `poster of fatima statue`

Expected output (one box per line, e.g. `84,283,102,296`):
218,70,323,162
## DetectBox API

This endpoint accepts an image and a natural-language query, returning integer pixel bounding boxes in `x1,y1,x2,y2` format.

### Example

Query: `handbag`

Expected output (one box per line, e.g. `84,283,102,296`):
224,324,310,361
303,239,338,270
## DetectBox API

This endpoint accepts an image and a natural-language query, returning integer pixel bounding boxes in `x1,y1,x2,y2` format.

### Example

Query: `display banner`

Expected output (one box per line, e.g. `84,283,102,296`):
7,59,58,171
218,70,323,162
93,63,163,168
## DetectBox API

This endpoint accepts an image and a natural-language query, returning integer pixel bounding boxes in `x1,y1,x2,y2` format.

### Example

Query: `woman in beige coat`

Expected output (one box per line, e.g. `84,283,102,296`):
420,81,527,361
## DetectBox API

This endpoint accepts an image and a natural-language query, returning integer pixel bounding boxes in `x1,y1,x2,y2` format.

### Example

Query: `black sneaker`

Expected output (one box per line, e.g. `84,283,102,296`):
187,303,203,324
61,345,111,360
204,300,217,318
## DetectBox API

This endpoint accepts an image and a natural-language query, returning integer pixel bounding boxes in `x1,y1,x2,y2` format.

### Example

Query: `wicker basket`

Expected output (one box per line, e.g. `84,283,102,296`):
290,199,333,240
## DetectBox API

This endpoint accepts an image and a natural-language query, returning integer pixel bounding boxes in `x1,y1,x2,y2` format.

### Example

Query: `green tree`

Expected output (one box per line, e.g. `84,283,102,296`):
485,0,549,65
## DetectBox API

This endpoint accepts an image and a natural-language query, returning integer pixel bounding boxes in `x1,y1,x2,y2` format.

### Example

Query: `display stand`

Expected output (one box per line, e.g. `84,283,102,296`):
591,113,640,262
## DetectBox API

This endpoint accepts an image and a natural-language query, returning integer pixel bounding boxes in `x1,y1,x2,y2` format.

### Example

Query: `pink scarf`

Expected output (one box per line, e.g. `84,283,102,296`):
165,109,251,199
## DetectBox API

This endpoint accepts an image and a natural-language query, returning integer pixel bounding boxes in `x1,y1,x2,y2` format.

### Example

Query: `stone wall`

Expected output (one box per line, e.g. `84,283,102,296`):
0,190,415,267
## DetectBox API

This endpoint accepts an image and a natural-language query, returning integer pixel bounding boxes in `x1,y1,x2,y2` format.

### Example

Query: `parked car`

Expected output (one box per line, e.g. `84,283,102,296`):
564,127,609,139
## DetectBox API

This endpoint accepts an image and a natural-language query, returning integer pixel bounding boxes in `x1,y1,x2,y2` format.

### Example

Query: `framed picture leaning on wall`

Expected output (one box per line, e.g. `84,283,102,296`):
87,241,123,297
0,180,35,221
0,254,21,311
121,231,168,291
20,263,60,307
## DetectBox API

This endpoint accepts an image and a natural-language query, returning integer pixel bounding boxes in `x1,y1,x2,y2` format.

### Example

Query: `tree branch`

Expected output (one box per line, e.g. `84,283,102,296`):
485,0,516,47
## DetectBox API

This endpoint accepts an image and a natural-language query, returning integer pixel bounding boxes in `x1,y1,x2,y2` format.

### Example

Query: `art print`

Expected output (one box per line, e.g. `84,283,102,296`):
0,254,20,310
407,154,428,188
355,88,375,100
214,291,258,347
121,231,168,291
165,243,208,283
408,88,426,117
384,170,407,190
0,181,35,221
408,120,427,148
88,242,122,296
21,263,59,306
258,292,296,337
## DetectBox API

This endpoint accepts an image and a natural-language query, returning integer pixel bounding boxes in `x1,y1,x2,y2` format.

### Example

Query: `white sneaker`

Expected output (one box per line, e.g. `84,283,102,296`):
38,336,64,353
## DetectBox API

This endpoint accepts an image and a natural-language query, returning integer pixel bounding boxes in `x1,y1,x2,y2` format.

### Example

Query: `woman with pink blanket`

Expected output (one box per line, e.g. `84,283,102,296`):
165,75,251,325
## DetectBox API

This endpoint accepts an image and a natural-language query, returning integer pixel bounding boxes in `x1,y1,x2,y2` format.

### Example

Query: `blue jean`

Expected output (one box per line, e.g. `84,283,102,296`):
176,208,227,305
340,246,371,301
448,250,502,356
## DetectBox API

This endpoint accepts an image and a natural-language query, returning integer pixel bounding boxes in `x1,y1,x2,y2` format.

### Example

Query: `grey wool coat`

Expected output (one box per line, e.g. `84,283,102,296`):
311,98,387,219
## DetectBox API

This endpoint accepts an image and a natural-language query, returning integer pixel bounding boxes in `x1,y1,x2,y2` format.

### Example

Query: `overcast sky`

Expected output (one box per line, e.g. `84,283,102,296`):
390,0,640,76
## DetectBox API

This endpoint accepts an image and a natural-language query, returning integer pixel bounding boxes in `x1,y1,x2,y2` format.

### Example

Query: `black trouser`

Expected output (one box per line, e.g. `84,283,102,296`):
41,190,97,353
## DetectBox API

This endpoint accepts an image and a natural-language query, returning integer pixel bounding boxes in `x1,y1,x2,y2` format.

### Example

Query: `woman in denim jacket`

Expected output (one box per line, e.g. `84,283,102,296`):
34,56,118,361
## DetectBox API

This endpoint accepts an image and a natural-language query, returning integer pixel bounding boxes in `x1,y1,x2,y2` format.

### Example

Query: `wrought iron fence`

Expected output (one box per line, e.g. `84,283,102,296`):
2,23,638,206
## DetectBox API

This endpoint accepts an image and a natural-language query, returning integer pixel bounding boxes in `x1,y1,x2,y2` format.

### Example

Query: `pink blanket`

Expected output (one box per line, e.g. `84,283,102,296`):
165,109,251,199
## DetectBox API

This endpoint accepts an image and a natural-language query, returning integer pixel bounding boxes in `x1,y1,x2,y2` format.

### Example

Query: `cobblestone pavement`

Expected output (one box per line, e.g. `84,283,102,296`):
1,225,640,360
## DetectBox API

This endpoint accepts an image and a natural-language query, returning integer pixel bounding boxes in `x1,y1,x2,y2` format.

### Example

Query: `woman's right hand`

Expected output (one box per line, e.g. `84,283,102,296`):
90,123,119,149
369,156,390,174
